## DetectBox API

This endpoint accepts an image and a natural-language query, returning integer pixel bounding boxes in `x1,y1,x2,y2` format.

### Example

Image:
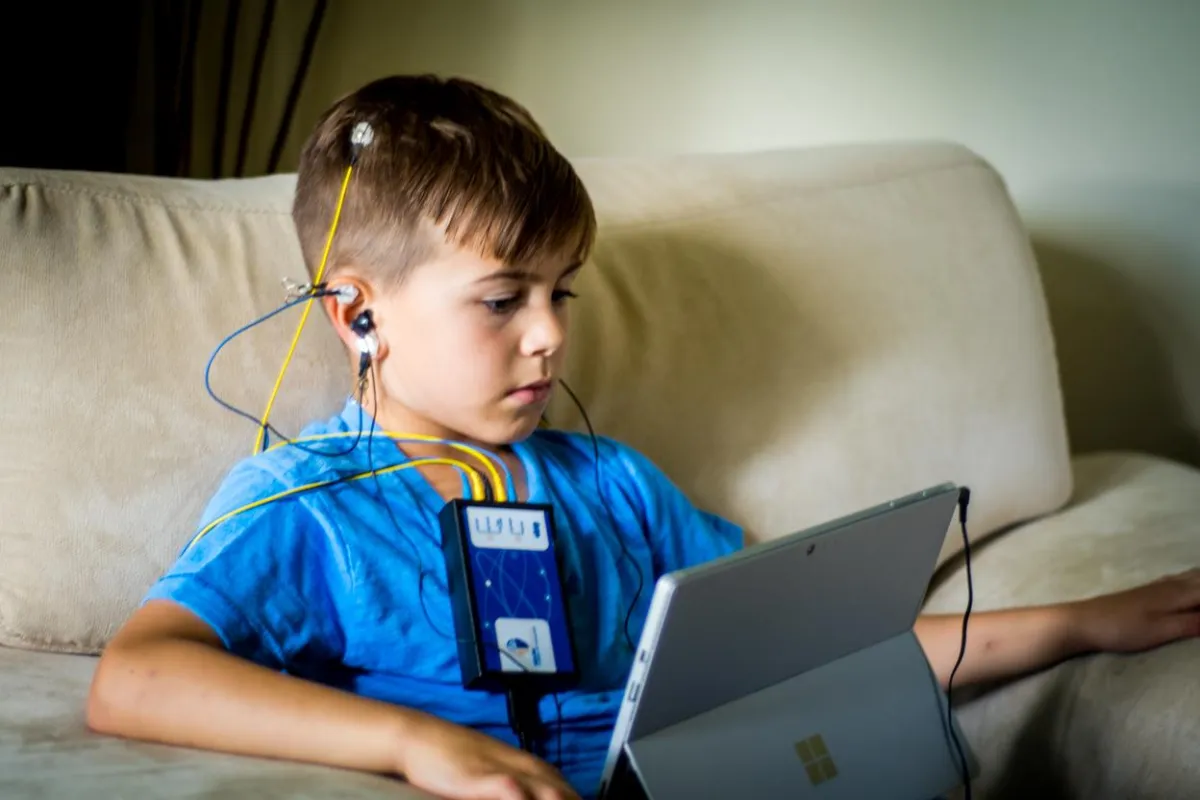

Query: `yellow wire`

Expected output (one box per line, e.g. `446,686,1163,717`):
184,456,479,554
253,165,355,455
271,432,508,503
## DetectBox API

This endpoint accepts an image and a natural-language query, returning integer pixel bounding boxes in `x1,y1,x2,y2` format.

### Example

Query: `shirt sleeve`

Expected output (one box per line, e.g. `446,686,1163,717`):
141,459,346,671
606,438,744,576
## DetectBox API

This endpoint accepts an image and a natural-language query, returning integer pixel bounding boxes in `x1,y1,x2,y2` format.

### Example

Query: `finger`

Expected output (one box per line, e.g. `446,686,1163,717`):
533,774,579,799
502,751,567,784
507,763,575,795
528,776,582,800
503,748,549,769
530,769,577,797
465,775,532,800
507,761,576,799
532,785,581,800
1163,612,1200,642
1166,572,1200,611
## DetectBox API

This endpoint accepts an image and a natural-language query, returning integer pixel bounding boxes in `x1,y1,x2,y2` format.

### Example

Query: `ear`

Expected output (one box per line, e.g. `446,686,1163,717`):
320,276,388,361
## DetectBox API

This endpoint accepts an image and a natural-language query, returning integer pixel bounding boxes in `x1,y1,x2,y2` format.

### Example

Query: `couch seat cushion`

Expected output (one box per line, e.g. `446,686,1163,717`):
0,646,433,798
923,451,1200,799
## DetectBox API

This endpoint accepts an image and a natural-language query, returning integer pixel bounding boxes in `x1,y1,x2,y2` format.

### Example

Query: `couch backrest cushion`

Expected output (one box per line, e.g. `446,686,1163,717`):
0,142,1072,654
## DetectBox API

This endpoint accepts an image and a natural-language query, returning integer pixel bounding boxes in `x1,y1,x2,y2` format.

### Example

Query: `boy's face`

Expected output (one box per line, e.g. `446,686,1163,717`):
353,244,581,446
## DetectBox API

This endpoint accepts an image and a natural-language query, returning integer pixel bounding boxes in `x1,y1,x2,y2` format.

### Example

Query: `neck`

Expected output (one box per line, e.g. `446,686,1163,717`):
354,388,527,503
356,387,504,455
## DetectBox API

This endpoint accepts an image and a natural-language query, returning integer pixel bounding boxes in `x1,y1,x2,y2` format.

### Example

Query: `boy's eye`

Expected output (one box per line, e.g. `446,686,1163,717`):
482,289,577,315
483,295,521,315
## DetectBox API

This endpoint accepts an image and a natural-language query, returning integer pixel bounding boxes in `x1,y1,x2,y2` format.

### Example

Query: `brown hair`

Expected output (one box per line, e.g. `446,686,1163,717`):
292,75,596,284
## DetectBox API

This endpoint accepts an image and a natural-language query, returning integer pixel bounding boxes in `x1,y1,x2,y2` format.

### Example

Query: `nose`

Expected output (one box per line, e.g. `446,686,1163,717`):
521,301,566,358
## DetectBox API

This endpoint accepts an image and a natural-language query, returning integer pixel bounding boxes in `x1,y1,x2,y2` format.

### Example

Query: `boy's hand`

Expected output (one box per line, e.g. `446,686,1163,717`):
396,711,580,800
1072,568,1200,654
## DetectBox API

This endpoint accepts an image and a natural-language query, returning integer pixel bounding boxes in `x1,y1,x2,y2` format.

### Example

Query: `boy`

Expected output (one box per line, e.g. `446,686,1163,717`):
89,75,1200,800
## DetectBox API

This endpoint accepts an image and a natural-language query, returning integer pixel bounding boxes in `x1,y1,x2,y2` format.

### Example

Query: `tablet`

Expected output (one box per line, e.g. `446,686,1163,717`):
597,483,977,799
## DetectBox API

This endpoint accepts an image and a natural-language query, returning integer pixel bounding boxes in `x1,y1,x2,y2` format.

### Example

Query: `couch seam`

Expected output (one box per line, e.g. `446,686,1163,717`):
1,151,993,227
1,625,96,655
0,181,291,216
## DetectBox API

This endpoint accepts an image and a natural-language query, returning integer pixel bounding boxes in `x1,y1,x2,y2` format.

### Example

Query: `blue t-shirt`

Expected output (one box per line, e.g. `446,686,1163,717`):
144,399,742,796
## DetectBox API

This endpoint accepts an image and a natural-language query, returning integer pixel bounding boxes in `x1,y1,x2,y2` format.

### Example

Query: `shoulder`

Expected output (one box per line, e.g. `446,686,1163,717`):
223,401,364,490
198,401,364,526
523,429,666,482
521,429,685,515
525,430,744,563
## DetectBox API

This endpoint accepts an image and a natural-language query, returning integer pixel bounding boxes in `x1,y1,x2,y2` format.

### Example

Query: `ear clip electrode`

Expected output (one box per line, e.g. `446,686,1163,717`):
281,279,359,305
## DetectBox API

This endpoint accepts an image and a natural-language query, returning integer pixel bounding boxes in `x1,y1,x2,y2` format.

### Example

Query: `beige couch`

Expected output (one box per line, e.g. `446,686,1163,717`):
1,142,1197,799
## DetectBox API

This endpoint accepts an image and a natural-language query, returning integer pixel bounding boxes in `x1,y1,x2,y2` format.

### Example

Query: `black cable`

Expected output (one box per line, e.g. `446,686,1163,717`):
207,309,560,757
558,379,643,654
361,359,506,649
506,688,543,753
213,352,562,764
504,688,565,763
199,372,570,758
552,692,564,770
358,377,553,759
946,487,974,800
361,365,476,649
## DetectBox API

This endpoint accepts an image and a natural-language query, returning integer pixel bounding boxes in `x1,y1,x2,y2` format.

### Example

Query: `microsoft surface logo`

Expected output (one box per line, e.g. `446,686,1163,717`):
794,734,839,786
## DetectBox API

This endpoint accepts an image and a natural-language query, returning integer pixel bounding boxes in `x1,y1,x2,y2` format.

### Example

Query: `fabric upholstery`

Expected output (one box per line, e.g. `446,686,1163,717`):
923,452,1200,799
558,144,1072,557
0,141,1073,654
0,645,432,798
0,170,346,653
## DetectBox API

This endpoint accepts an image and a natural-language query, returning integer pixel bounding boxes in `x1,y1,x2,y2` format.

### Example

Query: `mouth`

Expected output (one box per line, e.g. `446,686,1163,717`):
507,379,554,405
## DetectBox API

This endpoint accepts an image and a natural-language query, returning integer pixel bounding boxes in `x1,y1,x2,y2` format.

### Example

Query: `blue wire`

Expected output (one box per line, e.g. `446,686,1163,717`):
204,294,317,434
204,293,516,496
204,290,369,460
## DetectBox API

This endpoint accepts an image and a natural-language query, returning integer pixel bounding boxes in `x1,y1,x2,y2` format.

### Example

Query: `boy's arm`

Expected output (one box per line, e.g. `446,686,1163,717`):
914,606,1082,688
89,600,413,773
916,568,1200,689
88,600,579,800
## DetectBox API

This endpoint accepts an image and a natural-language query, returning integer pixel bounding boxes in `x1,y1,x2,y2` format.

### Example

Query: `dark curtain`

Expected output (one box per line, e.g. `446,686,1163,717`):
0,4,144,173
149,0,207,176
0,0,326,178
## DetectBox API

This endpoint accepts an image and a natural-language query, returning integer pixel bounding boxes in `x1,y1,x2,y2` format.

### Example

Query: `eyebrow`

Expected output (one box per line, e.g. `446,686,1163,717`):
475,262,583,284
